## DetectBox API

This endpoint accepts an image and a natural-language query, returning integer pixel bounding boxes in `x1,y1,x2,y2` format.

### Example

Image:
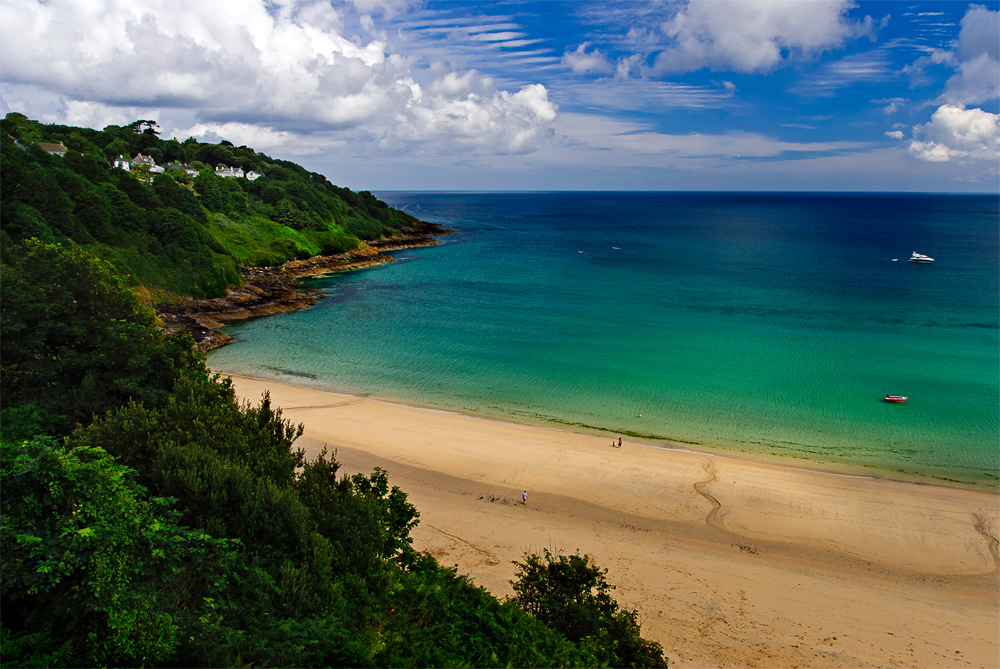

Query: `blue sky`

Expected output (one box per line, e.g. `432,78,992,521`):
1,1,997,192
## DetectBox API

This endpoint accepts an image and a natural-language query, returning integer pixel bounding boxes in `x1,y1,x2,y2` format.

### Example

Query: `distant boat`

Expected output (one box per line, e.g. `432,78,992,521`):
909,252,934,263
884,395,908,402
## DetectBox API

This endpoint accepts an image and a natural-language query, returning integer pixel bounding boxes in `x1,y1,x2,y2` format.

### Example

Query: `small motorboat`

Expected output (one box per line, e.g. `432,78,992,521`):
884,395,908,402
909,252,934,263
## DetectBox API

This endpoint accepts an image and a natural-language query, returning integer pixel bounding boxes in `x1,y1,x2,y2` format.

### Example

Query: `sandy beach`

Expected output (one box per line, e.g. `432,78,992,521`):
226,374,999,668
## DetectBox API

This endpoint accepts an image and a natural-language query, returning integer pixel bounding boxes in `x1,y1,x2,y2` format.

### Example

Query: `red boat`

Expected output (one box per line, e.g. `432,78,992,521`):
884,395,908,402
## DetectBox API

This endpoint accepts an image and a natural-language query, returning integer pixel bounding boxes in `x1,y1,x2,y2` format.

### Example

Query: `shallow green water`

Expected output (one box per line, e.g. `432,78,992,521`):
209,193,1000,487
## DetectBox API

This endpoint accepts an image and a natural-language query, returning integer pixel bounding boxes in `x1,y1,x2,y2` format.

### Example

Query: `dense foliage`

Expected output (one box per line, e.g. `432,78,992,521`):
1,113,422,297
0,128,668,665
1,437,239,667
1,239,202,437
512,549,668,668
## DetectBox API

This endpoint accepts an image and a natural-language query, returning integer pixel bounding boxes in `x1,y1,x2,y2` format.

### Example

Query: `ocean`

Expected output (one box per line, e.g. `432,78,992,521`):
208,192,1000,488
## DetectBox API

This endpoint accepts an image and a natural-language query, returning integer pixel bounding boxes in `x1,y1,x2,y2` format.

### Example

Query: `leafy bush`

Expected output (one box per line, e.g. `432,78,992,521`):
0,437,238,668
511,548,667,668
0,239,204,432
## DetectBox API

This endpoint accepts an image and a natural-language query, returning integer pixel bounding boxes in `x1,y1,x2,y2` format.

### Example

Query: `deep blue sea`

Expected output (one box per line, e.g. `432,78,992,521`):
209,192,1000,487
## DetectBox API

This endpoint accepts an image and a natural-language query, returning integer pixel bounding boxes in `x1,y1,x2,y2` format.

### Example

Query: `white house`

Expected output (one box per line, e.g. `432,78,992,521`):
113,155,131,170
246,170,262,181
166,163,200,177
215,165,245,178
130,154,157,170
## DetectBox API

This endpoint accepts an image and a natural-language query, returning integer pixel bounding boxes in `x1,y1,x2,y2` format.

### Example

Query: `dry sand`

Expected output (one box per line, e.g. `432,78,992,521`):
226,374,999,668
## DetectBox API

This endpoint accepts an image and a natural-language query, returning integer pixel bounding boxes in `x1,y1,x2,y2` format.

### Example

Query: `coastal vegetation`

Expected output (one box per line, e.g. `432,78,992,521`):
1,113,422,299
1,115,666,666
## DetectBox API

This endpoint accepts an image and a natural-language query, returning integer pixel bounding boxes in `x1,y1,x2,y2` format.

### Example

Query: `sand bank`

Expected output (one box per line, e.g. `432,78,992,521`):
225,374,999,668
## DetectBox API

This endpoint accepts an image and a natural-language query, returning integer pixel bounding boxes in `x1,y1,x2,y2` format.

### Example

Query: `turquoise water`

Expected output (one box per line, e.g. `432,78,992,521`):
209,193,999,487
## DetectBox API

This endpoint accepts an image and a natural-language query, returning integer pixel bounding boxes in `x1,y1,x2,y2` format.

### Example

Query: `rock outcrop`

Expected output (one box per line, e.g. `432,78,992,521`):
158,224,449,351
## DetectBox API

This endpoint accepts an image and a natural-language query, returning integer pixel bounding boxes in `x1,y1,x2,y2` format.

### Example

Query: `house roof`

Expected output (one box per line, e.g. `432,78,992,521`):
37,142,68,154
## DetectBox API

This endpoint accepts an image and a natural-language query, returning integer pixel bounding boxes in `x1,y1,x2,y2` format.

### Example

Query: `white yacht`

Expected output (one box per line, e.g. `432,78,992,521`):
909,252,934,263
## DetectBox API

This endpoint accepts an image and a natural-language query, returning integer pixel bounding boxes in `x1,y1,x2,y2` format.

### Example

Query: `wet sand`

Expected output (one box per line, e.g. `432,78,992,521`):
226,374,999,668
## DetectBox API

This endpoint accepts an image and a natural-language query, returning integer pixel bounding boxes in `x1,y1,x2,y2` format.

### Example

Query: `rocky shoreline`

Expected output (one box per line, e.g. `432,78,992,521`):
158,222,450,351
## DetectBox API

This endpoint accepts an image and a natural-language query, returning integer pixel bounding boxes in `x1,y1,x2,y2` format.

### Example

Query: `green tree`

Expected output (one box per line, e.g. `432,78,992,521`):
192,171,227,211
0,437,238,668
0,239,203,433
271,199,306,229
69,379,308,548
511,548,667,668
1,112,44,142
151,173,206,223
374,554,597,667
104,138,133,161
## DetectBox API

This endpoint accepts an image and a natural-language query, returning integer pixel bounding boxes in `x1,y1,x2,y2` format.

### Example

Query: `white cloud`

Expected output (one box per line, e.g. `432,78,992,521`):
647,0,874,74
942,52,999,107
557,78,734,112
467,31,527,42
885,130,904,139
392,84,557,155
956,5,999,61
909,105,999,162
428,70,487,97
939,5,1000,106
0,0,556,156
348,0,415,17
173,121,323,153
563,43,614,74
552,112,865,161
901,6,998,169
874,97,906,114
793,49,893,96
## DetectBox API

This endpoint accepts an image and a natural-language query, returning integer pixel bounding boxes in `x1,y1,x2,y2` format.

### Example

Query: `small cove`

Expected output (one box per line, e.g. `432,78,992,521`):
209,192,1000,489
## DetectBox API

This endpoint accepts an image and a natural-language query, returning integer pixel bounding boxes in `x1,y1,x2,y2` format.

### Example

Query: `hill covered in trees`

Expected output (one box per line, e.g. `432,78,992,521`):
0,115,667,667
1,113,432,298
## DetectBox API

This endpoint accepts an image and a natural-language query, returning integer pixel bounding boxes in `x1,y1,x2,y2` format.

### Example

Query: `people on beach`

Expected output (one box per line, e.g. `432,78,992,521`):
618,436,622,448
522,491,527,504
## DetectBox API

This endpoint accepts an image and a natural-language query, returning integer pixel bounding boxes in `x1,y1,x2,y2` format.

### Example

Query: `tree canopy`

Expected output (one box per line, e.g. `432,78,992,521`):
511,548,667,668
1,113,423,298
1,239,203,437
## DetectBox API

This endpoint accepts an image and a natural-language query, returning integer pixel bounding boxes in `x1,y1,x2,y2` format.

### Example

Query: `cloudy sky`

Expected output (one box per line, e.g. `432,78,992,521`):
1,0,997,191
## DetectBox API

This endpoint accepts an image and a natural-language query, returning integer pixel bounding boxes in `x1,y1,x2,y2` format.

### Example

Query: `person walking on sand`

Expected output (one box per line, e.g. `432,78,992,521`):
522,491,527,504
618,436,622,448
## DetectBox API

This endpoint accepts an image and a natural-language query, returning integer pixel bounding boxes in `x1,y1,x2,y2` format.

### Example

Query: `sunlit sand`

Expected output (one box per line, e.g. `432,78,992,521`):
226,373,999,668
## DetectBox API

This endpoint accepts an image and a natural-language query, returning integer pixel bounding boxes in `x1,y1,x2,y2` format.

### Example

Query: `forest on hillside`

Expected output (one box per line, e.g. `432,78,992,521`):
1,113,422,298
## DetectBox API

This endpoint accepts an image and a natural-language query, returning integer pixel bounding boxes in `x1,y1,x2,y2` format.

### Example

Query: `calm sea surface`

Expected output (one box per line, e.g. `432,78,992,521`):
209,193,999,487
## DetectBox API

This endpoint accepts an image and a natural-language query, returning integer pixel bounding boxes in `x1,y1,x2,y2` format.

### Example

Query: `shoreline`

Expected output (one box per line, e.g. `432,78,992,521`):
220,372,999,668
217,370,997,494
157,222,449,350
